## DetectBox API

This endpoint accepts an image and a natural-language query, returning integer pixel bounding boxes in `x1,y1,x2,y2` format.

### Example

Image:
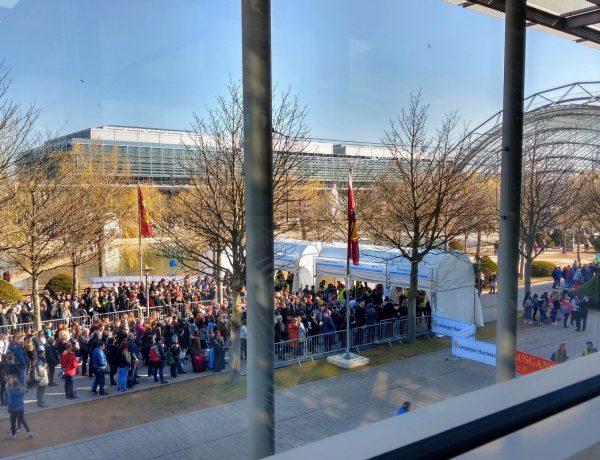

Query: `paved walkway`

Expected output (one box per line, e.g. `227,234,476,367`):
6,307,599,460
0,354,239,421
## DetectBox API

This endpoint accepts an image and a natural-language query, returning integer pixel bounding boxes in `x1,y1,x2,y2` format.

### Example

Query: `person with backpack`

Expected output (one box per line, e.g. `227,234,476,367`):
149,337,168,384
6,375,33,440
32,351,49,407
166,335,181,379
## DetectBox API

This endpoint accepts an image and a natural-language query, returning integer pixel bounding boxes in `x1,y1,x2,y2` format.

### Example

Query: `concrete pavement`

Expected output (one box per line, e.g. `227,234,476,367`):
6,308,599,460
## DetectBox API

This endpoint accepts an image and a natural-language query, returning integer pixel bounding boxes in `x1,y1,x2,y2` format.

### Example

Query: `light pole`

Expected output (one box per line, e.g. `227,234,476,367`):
143,266,153,318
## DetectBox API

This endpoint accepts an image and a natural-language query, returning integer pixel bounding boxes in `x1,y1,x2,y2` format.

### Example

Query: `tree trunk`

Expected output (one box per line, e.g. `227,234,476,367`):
72,262,79,296
214,248,224,305
576,226,581,265
464,233,468,253
229,273,242,385
98,238,105,277
524,253,533,297
562,227,568,254
518,244,525,279
32,275,41,330
407,258,419,343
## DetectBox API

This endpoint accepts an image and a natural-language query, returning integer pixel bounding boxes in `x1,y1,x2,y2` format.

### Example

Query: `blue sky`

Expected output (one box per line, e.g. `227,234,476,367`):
0,0,598,142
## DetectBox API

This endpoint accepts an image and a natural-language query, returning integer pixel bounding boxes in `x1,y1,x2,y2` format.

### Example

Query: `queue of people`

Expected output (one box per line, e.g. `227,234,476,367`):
522,289,591,331
0,275,220,330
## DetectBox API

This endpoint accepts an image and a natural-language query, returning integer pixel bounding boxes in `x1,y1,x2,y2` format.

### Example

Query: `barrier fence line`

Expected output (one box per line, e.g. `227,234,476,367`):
2,313,434,369
273,316,432,368
0,300,220,337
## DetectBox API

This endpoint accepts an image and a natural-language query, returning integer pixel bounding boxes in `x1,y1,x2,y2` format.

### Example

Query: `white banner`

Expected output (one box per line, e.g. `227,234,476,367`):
452,336,496,367
433,315,496,367
431,315,475,338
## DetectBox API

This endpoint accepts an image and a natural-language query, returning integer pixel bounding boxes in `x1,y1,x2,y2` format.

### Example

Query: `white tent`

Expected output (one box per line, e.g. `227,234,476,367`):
274,239,321,291
315,243,483,326
198,239,320,292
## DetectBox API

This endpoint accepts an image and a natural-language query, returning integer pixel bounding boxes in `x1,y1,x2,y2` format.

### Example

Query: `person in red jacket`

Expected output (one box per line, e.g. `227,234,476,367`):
59,343,78,400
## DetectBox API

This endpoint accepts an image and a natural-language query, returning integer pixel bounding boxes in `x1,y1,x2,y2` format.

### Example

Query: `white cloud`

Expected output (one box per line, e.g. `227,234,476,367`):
0,0,20,8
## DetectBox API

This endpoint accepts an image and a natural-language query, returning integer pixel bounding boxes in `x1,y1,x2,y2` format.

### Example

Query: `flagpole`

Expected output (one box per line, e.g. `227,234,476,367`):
345,165,352,360
137,181,143,310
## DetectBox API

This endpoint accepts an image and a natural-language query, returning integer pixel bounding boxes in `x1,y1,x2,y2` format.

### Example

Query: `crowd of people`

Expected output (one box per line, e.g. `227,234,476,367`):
551,262,598,289
0,275,220,330
1,261,597,441
271,277,431,359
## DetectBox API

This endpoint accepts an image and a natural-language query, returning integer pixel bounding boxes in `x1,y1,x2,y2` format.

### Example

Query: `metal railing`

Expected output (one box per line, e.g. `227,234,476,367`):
0,300,219,337
272,317,428,367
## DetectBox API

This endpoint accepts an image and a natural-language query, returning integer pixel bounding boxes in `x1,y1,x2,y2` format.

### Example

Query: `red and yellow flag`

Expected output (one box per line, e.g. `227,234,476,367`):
348,169,359,265
138,185,153,238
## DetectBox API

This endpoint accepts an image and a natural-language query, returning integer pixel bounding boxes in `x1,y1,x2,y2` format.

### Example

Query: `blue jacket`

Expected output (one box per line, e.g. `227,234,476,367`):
5,387,25,412
322,316,336,333
92,347,107,369
14,344,28,368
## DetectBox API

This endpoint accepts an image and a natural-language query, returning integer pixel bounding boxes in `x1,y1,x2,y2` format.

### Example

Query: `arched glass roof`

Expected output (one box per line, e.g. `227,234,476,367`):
468,82,600,173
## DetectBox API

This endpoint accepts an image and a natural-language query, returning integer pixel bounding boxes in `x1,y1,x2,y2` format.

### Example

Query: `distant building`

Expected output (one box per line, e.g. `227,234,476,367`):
40,125,394,187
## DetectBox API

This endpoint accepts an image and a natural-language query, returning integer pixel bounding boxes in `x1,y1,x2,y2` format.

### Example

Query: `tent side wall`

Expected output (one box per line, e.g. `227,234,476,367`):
433,252,483,326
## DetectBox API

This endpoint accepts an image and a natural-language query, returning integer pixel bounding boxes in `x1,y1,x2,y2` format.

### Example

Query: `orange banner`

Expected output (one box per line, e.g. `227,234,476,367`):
515,350,557,375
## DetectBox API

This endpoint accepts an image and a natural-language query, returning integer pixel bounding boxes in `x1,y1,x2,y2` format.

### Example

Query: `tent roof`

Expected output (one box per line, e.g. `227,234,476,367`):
317,243,471,269
274,239,319,259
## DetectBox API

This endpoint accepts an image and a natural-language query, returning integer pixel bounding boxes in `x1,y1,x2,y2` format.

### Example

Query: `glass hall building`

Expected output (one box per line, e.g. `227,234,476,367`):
43,125,394,187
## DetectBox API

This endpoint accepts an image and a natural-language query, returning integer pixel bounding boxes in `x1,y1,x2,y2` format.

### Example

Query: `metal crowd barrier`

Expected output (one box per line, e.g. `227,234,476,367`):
273,317,423,368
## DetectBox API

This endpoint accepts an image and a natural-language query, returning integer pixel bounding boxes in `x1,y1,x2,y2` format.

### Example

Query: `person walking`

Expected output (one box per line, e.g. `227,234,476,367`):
582,341,598,356
5,376,32,440
60,342,78,399
551,342,569,363
91,341,108,395
561,297,572,328
397,401,411,415
488,272,497,294
578,296,590,332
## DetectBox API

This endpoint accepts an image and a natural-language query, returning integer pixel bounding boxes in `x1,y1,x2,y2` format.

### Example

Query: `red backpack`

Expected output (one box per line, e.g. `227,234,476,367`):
149,345,160,362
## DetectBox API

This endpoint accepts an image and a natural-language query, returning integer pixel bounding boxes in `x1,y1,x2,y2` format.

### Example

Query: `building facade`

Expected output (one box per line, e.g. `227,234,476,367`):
43,125,395,187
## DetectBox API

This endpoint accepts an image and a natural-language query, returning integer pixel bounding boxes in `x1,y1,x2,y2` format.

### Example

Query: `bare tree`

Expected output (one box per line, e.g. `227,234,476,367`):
1,149,77,329
155,81,309,383
0,63,38,251
365,92,486,341
59,142,130,293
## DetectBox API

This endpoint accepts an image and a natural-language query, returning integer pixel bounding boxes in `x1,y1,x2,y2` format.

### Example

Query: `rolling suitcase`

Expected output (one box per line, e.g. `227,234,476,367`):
192,353,206,373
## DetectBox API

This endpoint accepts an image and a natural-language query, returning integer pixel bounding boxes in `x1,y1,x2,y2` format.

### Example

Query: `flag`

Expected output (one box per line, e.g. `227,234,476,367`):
348,169,359,265
138,185,153,238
